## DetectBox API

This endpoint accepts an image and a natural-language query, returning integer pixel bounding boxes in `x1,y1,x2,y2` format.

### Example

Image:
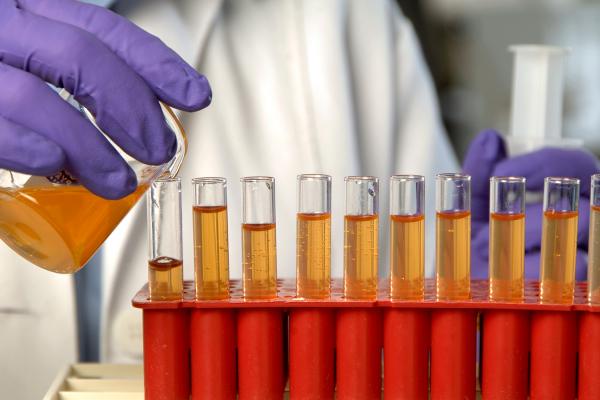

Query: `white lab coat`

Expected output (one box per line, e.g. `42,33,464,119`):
0,0,457,398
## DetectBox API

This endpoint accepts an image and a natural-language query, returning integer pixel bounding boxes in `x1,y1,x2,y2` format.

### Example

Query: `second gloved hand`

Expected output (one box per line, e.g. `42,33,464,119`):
0,0,212,198
463,130,598,280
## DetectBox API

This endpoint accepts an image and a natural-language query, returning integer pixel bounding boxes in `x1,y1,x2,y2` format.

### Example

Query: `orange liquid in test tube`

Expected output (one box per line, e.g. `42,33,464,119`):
390,214,424,300
540,210,578,304
296,212,331,299
193,205,230,300
489,213,525,301
344,214,379,300
436,211,471,300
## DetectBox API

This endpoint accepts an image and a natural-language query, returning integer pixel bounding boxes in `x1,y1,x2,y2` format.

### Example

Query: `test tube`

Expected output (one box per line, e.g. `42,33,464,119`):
436,173,471,300
540,177,579,304
588,174,600,304
193,177,230,300
389,175,425,300
489,177,526,301
241,177,277,299
296,174,332,299
344,176,379,300
147,177,183,300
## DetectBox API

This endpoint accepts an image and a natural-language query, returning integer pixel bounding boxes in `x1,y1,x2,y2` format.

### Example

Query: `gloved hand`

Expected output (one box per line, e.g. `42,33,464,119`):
0,0,211,199
464,130,598,280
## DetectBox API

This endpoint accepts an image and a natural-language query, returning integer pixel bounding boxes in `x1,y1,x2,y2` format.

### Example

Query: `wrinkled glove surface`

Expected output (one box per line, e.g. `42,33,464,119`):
0,0,211,198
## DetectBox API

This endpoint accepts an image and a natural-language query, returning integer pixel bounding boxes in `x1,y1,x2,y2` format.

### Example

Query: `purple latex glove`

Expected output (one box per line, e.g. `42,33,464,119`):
0,0,211,199
464,130,598,280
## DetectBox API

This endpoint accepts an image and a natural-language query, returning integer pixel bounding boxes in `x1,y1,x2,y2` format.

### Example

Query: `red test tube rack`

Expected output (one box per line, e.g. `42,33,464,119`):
133,278,600,400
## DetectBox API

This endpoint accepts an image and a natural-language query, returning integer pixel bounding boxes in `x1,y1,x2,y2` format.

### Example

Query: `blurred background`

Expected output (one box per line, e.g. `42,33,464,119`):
397,0,600,160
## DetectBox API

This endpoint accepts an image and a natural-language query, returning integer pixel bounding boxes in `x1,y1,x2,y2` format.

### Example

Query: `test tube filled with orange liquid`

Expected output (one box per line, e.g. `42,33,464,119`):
296,174,332,299
147,177,183,301
489,177,526,301
389,175,425,300
588,174,600,304
193,177,230,300
344,176,379,300
540,177,579,304
435,173,471,300
241,177,277,299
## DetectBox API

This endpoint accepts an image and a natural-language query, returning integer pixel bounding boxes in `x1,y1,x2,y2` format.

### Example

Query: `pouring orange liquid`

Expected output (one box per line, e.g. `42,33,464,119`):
0,185,147,273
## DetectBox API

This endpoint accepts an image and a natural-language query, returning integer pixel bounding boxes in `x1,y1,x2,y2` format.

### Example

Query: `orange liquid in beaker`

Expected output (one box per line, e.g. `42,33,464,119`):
0,185,146,273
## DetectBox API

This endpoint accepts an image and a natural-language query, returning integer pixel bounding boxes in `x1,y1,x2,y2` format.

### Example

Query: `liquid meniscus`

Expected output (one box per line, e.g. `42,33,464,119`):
148,256,183,301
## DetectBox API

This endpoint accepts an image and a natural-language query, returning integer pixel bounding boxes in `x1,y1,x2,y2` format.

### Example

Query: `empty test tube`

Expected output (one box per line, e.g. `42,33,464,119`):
296,174,332,299
389,175,425,300
589,174,600,304
436,173,471,300
489,177,526,301
241,177,277,299
540,177,579,304
193,177,230,300
147,177,183,301
344,176,379,300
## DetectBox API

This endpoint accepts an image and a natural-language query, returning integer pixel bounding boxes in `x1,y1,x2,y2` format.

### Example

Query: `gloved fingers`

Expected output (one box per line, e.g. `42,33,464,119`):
0,4,176,165
15,0,212,111
462,130,507,221
0,63,137,199
0,116,65,176
493,147,599,196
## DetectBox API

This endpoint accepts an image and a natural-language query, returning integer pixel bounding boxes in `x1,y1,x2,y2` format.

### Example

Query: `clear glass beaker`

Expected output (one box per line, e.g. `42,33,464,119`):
0,90,187,273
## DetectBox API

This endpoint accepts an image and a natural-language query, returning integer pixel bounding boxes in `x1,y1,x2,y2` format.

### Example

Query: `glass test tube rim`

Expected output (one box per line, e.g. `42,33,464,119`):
390,174,425,183
297,173,332,181
240,176,275,183
545,176,580,186
345,175,379,182
436,173,471,213
192,176,227,184
390,174,424,216
436,172,471,181
154,176,181,184
490,176,526,184
490,176,526,215
297,174,331,215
